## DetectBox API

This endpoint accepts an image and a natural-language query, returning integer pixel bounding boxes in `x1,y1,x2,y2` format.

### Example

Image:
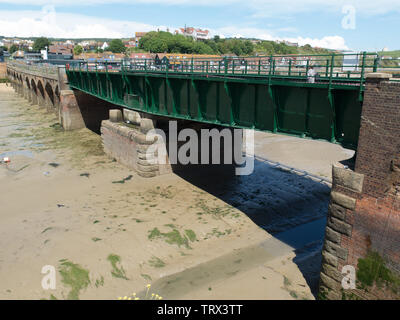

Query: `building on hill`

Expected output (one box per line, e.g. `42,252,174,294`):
134,32,148,47
176,27,210,41
75,51,125,62
49,44,74,55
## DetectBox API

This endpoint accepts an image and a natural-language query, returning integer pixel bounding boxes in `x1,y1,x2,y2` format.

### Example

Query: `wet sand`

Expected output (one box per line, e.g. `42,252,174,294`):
0,84,353,300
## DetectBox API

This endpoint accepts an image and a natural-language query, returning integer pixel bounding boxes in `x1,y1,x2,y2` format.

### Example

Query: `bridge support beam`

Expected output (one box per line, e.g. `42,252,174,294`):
59,89,85,130
319,73,400,300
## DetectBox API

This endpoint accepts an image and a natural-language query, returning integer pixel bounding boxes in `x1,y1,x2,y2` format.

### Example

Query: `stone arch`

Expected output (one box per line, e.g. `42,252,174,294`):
55,85,60,100
31,79,37,93
25,77,30,89
45,82,55,107
37,80,45,101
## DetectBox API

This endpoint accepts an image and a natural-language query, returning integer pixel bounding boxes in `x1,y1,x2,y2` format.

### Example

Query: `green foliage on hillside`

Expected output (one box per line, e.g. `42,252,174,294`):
33,37,51,51
378,50,400,58
139,31,332,56
106,39,126,53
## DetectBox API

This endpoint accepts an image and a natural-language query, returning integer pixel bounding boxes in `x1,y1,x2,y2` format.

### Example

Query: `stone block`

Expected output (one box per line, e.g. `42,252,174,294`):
123,108,141,125
322,250,339,267
324,240,348,261
327,216,352,237
330,191,356,210
109,109,123,123
319,272,340,291
332,166,364,193
328,203,347,221
322,263,342,281
140,118,156,134
325,226,341,244
365,72,392,80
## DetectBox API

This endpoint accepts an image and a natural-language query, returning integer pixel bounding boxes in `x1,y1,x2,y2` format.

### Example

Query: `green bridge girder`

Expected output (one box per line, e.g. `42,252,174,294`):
66,70,363,150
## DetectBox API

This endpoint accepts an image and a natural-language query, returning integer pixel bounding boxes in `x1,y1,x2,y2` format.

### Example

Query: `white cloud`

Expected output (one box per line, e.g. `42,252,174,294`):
0,9,349,50
0,10,169,38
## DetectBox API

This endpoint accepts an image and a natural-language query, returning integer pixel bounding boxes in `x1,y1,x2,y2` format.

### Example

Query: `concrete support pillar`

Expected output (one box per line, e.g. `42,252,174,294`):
59,89,85,130
319,73,400,300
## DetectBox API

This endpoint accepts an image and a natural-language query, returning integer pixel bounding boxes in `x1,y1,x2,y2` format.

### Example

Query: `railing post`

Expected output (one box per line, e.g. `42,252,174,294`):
272,59,276,75
224,57,228,75
373,56,379,72
258,58,261,75
269,55,273,76
288,59,292,76
325,59,329,77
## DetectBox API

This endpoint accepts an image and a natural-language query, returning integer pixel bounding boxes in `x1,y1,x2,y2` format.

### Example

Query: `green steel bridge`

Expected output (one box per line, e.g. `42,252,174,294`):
65,52,400,150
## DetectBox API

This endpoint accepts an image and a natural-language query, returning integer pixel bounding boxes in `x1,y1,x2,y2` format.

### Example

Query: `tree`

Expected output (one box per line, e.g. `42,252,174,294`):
73,45,83,55
9,44,18,54
33,37,51,51
107,39,126,53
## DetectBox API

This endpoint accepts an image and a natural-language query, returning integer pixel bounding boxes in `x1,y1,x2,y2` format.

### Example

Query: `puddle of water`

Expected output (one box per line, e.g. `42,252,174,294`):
0,150,34,159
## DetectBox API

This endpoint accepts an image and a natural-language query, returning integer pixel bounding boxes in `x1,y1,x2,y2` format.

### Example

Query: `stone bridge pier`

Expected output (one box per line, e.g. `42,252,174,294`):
319,73,400,300
100,109,244,178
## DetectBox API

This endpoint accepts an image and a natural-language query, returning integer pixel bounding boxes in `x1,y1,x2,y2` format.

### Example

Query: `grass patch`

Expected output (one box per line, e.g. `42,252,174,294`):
107,254,128,280
95,276,104,288
141,274,152,281
58,260,91,300
91,237,102,242
148,256,166,268
357,250,400,292
184,229,197,242
148,227,191,249
147,186,177,199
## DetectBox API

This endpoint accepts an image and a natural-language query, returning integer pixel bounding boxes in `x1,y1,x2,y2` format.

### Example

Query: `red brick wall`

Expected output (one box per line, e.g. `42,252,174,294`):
319,76,400,300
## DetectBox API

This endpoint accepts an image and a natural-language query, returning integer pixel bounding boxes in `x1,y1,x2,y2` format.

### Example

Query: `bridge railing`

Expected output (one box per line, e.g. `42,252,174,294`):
6,60,60,80
66,52,400,85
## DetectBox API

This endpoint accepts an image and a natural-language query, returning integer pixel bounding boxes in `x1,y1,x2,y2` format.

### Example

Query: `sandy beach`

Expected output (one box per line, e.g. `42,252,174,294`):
0,83,353,300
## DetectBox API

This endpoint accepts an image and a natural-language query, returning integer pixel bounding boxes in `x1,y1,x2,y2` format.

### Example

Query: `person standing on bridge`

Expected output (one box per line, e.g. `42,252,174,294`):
307,66,317,83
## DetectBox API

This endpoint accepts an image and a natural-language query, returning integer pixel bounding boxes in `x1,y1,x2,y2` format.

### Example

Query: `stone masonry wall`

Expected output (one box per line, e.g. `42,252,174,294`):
319,74,400,300
101,109,171,178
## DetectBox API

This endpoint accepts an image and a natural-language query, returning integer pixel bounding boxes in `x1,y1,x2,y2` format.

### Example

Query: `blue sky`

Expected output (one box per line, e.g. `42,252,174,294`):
0,0,398,51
